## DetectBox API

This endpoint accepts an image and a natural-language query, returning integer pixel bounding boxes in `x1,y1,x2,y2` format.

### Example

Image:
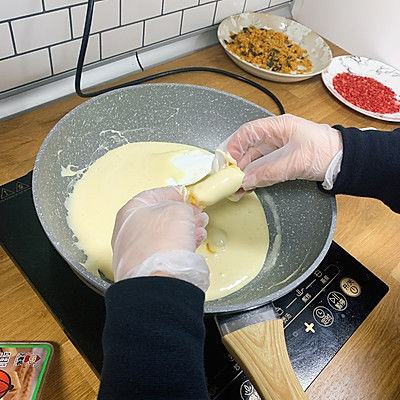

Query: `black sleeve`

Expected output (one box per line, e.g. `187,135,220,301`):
98,277,209,400
320,126,400,213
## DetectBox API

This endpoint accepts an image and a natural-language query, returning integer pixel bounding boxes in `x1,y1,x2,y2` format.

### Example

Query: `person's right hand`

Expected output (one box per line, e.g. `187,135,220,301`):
218,114,342,191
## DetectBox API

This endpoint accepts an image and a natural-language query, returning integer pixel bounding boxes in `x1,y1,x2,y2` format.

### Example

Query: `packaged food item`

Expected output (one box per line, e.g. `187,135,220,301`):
0,342,53,400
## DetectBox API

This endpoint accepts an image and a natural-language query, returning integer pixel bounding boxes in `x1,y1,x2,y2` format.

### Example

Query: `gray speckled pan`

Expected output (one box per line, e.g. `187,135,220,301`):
32,83,336,315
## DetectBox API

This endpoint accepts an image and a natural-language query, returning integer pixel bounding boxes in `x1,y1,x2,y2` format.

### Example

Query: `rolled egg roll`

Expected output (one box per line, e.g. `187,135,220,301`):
187,163,245,208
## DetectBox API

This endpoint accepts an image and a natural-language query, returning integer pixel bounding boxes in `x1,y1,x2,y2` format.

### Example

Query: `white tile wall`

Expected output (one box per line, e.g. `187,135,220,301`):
0,23,14,59
245,0,271,12
0,0,292,100
12,9,71,53
144,12,181,45
0,0,42,21
121,0,162,25
0,50,51,92
71,0,119,37
44,0,86,10
215,0,246,24
139,28,218,68
51,34,100,74
181,2,216,34
163,0,197,14
102,23,143,58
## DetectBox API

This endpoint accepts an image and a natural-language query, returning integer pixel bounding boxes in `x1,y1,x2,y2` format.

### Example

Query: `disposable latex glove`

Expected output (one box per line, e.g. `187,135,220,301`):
111,187,210,292
216,114,343,191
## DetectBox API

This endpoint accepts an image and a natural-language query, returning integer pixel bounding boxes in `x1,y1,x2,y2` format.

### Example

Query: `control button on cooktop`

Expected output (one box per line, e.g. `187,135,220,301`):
340,277,361,297
327,291,348,311
313,306,334,327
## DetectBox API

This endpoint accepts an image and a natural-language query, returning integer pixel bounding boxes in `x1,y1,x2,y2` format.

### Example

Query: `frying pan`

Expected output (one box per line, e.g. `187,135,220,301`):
33,83,336,399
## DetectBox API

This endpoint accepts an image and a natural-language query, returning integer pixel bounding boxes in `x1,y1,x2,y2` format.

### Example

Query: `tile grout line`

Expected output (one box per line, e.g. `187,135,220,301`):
8,21,17,55
179,10,184,35
243,0,248,12
94,33,100,62
41,0,46,12
212,1,218,25
119,0,122,26
142,20,145,47
99,32,103,60
67,7,74,40
161,0,165,14
47,47,54,75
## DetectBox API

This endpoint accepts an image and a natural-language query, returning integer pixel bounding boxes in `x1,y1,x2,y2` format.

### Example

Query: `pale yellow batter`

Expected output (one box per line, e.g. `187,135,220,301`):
65,142,269,301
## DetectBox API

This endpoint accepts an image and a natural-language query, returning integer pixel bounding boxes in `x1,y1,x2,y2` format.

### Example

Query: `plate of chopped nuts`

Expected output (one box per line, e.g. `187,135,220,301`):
217,12,332,82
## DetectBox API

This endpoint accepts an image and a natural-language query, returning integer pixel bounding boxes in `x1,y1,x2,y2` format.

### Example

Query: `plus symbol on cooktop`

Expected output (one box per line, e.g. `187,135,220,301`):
304,322,315,333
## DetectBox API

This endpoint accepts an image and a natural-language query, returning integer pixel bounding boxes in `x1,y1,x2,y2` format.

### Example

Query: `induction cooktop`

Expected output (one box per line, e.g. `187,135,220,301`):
0,172,388,399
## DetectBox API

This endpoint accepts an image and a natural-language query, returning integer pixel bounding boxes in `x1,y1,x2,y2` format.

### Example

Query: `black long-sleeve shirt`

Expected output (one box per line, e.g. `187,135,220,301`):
98,126,400,399
98,277,208,399
321,126,400,213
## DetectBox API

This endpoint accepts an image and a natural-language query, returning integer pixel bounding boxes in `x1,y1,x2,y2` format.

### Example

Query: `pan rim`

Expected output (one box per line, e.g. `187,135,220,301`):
32,82,337,310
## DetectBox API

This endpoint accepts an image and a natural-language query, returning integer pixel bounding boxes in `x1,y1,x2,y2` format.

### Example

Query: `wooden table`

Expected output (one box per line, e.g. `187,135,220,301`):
1,42,400,400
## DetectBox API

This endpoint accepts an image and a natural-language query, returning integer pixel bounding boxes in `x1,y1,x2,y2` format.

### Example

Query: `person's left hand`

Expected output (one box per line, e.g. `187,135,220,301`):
111,187,210,291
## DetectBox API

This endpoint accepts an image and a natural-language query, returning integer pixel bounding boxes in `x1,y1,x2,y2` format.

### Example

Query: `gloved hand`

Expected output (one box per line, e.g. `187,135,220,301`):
217,114,343,191
111,187,210,292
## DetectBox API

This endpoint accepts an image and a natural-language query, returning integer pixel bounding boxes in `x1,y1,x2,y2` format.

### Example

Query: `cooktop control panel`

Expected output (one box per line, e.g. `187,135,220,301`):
204,242,388,399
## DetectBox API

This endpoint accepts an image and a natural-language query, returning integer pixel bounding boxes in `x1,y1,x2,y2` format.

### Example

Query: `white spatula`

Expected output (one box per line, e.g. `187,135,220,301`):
167,150,214,186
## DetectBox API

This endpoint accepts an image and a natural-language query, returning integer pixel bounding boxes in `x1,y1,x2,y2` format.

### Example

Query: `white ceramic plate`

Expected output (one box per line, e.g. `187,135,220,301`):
321,55,400,122
217,12,332,83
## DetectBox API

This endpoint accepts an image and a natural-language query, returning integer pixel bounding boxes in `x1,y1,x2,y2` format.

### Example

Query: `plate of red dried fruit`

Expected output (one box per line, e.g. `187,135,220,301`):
321,55,400,122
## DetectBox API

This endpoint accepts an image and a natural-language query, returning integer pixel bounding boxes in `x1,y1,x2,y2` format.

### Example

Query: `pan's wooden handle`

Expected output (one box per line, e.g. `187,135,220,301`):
222,319,308,400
